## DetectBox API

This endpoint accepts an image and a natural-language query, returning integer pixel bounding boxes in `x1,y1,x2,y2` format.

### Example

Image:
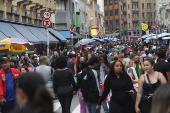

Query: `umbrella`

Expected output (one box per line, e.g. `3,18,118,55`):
141,34,157,39
162,37,170,40
74,39,95,47
158,33,170,38
0,37,34,53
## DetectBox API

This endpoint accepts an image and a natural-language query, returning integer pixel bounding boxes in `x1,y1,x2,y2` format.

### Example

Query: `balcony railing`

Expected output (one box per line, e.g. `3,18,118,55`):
131,0,138,2
132,18,139,21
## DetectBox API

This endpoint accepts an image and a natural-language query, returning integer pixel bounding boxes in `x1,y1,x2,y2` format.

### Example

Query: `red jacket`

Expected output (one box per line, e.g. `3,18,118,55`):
0,68,22,99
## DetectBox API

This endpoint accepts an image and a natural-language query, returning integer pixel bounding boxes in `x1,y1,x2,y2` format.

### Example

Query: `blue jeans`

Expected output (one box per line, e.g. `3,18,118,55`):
102,100,109,113
86,102,100,113
1,99,18,113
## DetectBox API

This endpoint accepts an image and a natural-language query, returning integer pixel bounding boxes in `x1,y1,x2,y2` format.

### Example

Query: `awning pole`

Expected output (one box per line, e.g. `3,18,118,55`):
46,0,50,60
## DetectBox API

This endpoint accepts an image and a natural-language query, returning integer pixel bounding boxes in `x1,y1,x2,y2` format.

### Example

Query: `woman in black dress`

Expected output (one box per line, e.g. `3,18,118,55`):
53,56,77,113
96,60,135,113
135,58,167,113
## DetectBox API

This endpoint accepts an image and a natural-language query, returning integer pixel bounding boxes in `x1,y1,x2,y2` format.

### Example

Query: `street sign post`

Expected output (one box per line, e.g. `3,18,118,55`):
42,20,52,27
70,27,75,50
42,11,51,18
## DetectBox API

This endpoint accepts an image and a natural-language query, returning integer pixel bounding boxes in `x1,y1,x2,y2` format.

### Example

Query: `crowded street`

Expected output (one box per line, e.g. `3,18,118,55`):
1,0,170,113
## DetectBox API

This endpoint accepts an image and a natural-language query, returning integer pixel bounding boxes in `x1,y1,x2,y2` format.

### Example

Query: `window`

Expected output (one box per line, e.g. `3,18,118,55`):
147,3,151,9
115,19,119,25
128,23,130,28
114,0,118,4
90,2,93,9
57,0,66,11
110,10,113,16
104,0,107,6
0,11,3,19
110,0,112,5
28,18,31,24
115,9,118,15
128,14,130,18
22,16,26,23
121,5,122,10
128,4,129,9
105,11,108,16
142,13,144,18
105,20,108,26
142,3,144,9
7,13,12,20
129,32,131,35
14,14,19,21
110,20,113,25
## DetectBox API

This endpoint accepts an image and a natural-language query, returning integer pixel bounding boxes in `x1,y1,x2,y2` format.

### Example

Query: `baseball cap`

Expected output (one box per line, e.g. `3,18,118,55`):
0,57,9,63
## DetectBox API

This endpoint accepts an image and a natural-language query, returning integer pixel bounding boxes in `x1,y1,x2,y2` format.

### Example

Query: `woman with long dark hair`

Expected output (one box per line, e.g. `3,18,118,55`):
135,58,166,113
96,60,135,113
13,72,53,113
53,56,77,113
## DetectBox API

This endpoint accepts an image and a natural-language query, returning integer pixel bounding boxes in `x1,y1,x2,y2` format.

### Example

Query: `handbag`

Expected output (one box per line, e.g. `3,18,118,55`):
141,74,153,101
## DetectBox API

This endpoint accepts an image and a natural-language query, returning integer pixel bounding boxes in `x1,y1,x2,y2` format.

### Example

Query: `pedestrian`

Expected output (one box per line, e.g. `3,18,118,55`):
135,58,167,113
98,55,110,113
31,56,39,68
0,58,22,113
67,54,77,76
19,66,29,75
78,56,101,113
96,60,135,113
150,83,170,113
122,58,138,91
13,72,53,113
53,56,77,113
155,49,170,82
134,55,143,78
34,56,55,98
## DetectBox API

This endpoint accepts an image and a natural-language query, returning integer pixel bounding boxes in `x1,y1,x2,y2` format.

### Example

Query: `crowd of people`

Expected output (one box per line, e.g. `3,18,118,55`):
0,40,170,113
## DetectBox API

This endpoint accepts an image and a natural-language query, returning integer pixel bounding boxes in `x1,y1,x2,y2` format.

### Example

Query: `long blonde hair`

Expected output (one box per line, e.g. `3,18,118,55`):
122,58,131,68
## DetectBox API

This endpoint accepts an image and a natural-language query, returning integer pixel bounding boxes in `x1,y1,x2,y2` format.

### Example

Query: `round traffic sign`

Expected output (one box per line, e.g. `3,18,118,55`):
42,11,51,18
69,27,75,33
42,19,52,27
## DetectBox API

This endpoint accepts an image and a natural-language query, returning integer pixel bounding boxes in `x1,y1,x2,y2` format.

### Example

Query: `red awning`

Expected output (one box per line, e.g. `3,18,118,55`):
131,36,141,38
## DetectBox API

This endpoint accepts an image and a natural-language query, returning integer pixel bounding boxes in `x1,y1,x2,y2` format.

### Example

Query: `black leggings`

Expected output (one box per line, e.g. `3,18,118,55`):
57,90,73,113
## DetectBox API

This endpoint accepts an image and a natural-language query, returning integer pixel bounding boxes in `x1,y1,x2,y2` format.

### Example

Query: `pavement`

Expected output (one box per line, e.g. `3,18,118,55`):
54,95,105,113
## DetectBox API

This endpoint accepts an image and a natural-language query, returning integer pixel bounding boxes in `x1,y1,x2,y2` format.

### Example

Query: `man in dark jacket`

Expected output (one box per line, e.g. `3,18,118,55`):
79,56,101,113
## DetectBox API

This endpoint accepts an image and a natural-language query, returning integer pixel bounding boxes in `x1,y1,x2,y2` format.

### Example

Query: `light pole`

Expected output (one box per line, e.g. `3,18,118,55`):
46,0,50,60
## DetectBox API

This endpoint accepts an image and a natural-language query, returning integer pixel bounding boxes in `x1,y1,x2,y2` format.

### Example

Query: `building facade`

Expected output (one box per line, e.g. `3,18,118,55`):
56,0,75,30
104,0,120,36
119,0,155,40
155,0,170,33
0,0,56,27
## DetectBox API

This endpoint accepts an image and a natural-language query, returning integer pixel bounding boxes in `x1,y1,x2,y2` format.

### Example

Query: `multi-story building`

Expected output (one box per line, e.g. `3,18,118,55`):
119,0,155,40
104,0,120,36
97,0,105,37
155,0,170,33
0,0,67,49
76,0,89,38
0,0,56,27
56,0,75,30
88,0,99,37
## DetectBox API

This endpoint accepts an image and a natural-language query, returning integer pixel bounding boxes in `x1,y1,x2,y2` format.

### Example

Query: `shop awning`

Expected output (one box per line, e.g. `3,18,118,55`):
38,28,59,43
48,28,67,42
58,31,71,39
0,31,7,40
26,26,47,44
11,24,42,44
0,22,28,41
